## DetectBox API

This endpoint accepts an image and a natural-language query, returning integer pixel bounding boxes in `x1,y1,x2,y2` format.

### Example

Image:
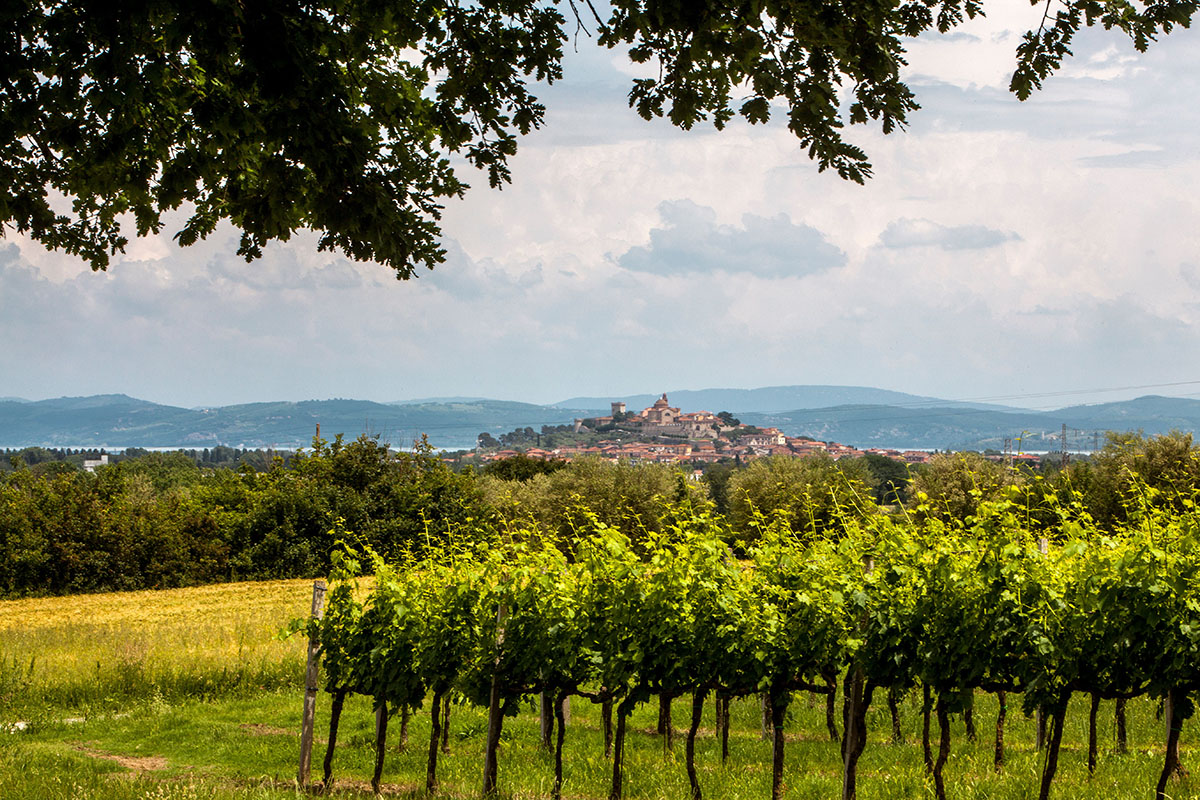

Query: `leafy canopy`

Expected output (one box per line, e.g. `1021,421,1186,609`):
3,0,1195,276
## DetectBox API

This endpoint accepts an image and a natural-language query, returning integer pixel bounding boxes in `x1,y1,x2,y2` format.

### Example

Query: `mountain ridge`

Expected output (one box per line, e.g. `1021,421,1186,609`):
740,394,1200,450
3,390,1200,452
552,384,1032,414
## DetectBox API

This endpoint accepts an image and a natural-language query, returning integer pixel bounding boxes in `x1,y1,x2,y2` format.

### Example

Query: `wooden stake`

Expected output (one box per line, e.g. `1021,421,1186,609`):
1035,538,1049,749
1087,693,1100,774
553,691,568,800
372,702,388,793
297,580,326,788
482,601,509,797
541,689,554,750
994,690,1007,771
760,692,772,740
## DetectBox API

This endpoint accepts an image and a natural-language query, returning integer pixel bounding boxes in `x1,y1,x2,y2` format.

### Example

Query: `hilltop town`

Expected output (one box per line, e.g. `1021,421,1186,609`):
465,393,938,467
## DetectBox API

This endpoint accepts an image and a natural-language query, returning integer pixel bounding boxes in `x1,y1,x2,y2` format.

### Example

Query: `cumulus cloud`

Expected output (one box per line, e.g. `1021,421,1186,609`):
419,239,545,299
616,199,846,277
1180,263,1200,292
878,218,1020,251
1077,149,1173,169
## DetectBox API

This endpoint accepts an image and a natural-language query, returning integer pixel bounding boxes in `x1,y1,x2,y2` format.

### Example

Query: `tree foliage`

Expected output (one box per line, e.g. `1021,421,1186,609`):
480,452,567,482
726,453,876,544
479,456,703,545
5,0,1195,275
0,432,484,595
908,451,1009,523
1074,430,1200,530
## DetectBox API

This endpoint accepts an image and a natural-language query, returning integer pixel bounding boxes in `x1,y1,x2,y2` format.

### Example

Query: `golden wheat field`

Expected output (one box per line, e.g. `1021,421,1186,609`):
0,578,334,713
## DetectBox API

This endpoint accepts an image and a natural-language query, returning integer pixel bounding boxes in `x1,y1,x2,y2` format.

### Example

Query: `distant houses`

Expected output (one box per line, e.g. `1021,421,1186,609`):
82,454,109,472
464,393,937,468
574,394,724,439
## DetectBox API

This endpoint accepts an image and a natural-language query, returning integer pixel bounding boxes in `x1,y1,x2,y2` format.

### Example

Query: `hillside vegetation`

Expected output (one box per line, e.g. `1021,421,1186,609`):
2,431,1198,597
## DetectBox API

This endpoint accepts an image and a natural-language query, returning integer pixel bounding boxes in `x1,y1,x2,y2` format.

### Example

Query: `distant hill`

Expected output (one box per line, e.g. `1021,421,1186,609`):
740,395,1200,450
1055,395,1200,429
4,391,1200,452
0,396,584,451
553,385,1027,414
389,396,491,405
740,405,1057,450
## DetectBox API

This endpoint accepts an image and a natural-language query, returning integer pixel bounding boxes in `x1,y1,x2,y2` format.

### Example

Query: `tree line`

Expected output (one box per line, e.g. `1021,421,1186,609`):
0,431,1196,597
2,445,287,475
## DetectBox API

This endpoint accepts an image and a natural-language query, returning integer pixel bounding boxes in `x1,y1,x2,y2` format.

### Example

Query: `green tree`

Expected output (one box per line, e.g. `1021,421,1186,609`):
908,451,1010,523
700,460,738,515
1074,431,1200,531
484,457,704,546
108,451,202,492
726,453,877,544
280,433,486,562
7,0,1192,275
856,453,912,505
481,452,566,482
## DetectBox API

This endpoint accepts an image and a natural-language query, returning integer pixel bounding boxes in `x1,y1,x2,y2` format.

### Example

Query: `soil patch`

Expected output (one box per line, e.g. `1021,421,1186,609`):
318,777,422,796
239,722,292,737
74,744,168,772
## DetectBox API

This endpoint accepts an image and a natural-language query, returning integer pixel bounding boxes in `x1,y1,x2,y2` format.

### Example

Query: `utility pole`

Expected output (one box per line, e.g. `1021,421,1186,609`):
1061,423,1068,468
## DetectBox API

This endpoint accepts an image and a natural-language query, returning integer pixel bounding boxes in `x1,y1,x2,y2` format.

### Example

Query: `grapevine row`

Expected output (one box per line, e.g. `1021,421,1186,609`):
308,483,1200,800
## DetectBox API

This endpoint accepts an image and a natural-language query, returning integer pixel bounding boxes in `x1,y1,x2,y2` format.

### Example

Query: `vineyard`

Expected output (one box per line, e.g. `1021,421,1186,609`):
306,479,1200,800
3,435,1200,799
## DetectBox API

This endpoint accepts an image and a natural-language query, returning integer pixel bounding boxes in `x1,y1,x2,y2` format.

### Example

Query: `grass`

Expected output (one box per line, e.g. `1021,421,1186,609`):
0,581,1196,800
0,578,320,717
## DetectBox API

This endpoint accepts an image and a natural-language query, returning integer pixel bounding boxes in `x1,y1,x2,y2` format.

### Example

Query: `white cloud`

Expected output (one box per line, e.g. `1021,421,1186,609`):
616,200,846,277
879,218,1019,251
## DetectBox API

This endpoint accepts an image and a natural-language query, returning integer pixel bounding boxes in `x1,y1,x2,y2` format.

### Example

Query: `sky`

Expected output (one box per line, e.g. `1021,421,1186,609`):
4,6,1200,412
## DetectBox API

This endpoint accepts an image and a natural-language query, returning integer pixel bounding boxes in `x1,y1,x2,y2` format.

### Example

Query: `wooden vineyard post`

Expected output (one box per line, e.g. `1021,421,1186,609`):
1116,697,1128,752
1087,693,1101,774
1165,691,1174,754
760,692,772,740
1035,538,1049,750
482,599,509,797
541,689,554,750
994,690,1007,770
372,702,389,793
298,579,327,788
841,554,874,800
770,692,790,800
602,697,614,757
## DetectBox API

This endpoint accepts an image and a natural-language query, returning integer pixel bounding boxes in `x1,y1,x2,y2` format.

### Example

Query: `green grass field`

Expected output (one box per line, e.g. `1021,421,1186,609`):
0,581,1195,800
